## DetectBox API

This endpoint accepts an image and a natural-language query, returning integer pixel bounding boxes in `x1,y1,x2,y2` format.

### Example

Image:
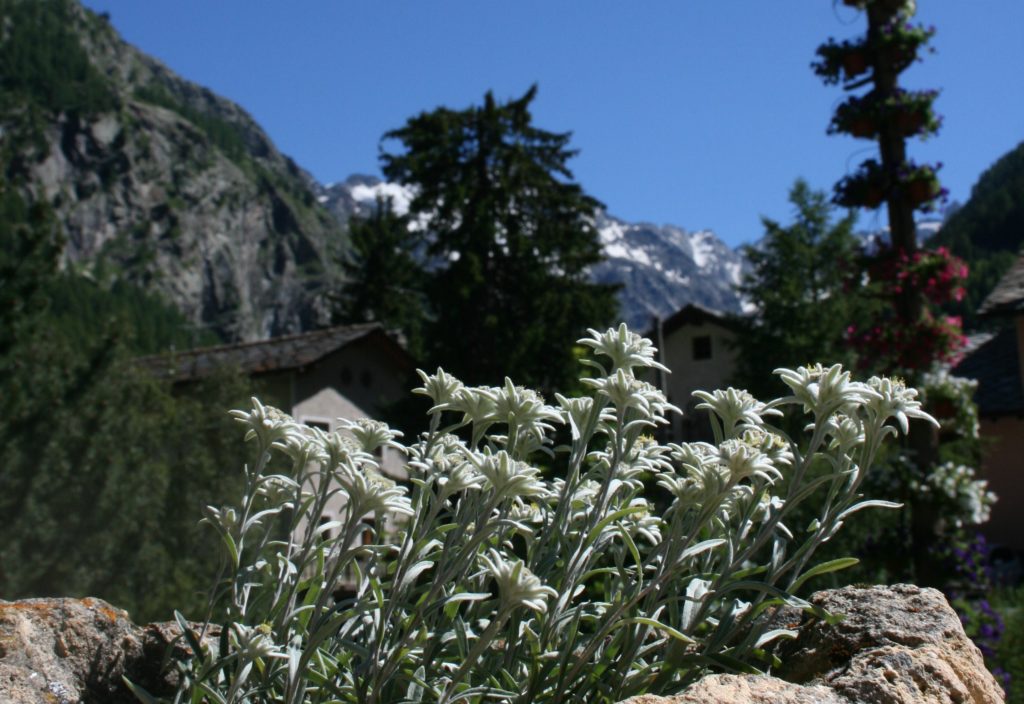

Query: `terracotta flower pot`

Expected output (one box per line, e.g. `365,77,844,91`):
842,50,869,77
906,178,939,206
848,117,877,138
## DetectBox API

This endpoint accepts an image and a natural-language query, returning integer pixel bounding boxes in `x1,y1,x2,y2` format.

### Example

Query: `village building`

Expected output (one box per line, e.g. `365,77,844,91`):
138,323,417,584
952,255,1024,553
649,303,740,442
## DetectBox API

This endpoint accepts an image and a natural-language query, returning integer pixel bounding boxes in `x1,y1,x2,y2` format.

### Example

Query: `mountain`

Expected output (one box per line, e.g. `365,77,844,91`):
930,141,1024,329
317,177,748,330
1,0,345,342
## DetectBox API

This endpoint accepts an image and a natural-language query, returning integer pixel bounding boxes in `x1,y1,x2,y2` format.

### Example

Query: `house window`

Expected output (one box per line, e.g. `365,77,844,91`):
340,367,353,386
692,335,712,361
361,516,376,546
319,515,333,540
360,369,373,388
305,419,330,432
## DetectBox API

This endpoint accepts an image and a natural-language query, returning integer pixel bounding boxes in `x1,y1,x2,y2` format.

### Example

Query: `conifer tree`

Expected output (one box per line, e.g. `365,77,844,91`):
380,86,618,393
333,196,426,358
734,180,862,398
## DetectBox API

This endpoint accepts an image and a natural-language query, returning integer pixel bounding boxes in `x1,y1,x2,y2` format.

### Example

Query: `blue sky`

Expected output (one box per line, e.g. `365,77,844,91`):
81,1,1023,248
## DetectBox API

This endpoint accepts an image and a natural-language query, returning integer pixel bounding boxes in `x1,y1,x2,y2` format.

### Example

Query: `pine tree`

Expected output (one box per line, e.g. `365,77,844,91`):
333,196,426,357
380,86,618,393
734,180,862,398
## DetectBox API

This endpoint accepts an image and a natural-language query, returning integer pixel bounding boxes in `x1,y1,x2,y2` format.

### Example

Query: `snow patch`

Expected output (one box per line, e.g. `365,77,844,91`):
689,230,717,268
349,182,415,216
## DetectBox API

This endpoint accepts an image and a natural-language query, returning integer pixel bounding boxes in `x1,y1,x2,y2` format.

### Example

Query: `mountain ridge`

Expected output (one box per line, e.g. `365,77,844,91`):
1,0,345,342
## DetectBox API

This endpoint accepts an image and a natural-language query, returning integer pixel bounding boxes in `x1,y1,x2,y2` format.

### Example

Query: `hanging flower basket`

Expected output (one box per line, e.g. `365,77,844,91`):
834,159,888,209
829,93,879,139
898,161,946,210
812,39,871,84
883,89,942,138
878,19,937,74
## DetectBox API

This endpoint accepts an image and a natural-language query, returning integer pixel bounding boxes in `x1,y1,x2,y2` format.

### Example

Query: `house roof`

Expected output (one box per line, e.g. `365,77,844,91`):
979,253,1024,316
655,303,740,338
137,323,413,383
951,327,1024,416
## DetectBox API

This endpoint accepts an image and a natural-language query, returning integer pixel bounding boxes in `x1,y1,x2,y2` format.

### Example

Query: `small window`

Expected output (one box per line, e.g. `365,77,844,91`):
360,369,373,388
692,335,712,361
340,367,353,386
361,516,376,546
305,420,330,432
319,515,333,540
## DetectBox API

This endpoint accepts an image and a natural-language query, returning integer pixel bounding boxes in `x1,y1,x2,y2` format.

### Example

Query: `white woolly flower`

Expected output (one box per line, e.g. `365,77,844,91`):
555,393,595,441
230,398,299,447
450,385,499,427
775,364,876,418
582,369,678,421
256,474,300,509
230,623,286,661
738,427,792,469
821,413,865,452
492,378,561,431
273,425,330,466
865,376,938,435
479,549,557,614
473,450,547,500
693,388,781,436
414,367,464,412
717,439,781,485
337,463,414,517
339,418,404,455
578,323,669,374
436,460,486,499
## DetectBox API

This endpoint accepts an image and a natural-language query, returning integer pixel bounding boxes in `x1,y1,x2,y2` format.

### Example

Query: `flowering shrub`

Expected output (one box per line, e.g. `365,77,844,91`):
920,369,979,440
847,246,968,371
146,326,935,704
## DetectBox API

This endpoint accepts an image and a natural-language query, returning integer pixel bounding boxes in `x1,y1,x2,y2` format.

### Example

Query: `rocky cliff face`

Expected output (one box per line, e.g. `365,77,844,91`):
1,0,345,341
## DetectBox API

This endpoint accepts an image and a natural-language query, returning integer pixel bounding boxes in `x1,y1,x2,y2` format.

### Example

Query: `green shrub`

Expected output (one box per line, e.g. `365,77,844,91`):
156,325,934,703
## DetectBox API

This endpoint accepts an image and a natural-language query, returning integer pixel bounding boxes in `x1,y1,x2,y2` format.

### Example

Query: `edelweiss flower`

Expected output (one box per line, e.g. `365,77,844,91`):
775,364,876,418
582,370,678,421
230,398,299,447
473,450,547,500
865,375,938,434
230,623,286,661
717,438,782,485
693,388,780,436
492,378,561,430
339,418,404,456
479,548,557,613
337,464,414,517
578,323,669,374
414,368,464,412
555,393,595,441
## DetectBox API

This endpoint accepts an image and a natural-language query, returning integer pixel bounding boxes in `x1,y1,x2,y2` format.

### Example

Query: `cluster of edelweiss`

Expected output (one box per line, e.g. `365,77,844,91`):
181,324,934,704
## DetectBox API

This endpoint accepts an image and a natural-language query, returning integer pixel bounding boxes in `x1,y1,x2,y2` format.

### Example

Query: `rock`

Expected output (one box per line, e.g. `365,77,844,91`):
0,597,213,704
619,674,846,703
0,586,1005,703
773,584,1005,703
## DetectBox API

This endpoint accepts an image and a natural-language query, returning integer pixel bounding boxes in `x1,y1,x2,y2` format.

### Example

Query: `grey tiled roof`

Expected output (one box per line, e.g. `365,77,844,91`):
655,303,741,338
979,254,1024,316
136,323,405,382
952,327,1024,416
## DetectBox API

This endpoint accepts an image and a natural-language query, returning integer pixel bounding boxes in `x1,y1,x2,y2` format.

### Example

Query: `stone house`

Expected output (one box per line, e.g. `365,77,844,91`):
138,323,416,583
649,303,740,442
952,255,1024,553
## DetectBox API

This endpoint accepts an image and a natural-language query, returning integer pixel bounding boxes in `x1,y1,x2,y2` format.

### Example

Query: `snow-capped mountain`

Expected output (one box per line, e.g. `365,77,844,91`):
591,213,745,329
316,176,747,330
